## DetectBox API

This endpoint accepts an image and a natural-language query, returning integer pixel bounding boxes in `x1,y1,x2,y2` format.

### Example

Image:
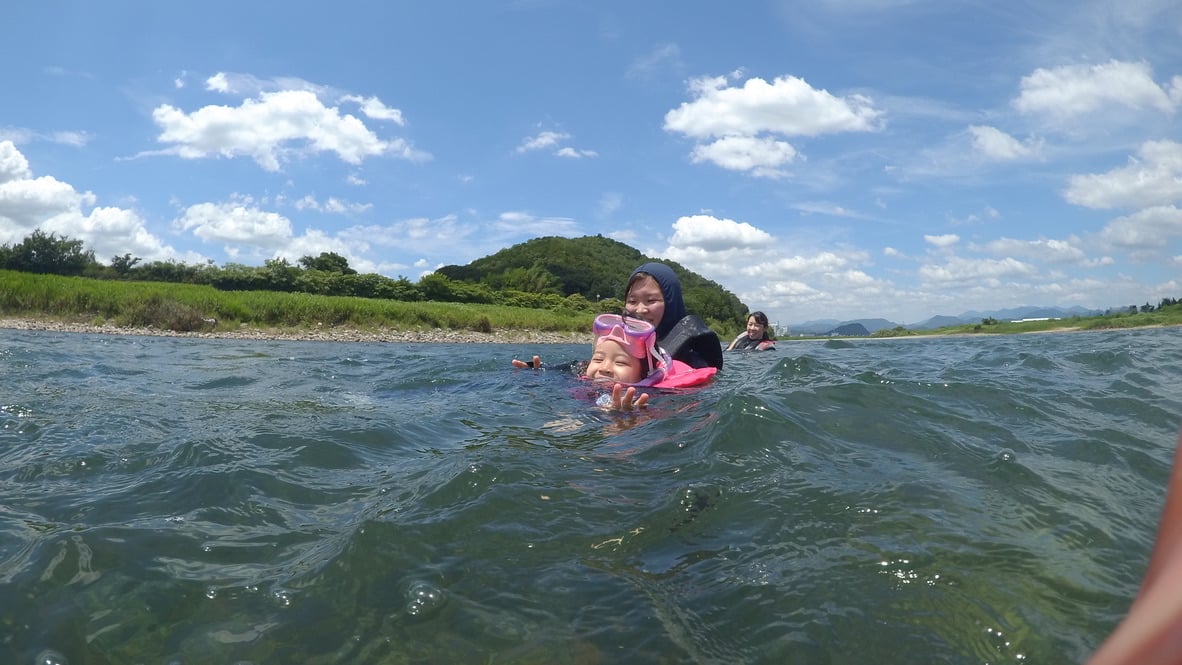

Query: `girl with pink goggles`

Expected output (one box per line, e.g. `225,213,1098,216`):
591,313,671,387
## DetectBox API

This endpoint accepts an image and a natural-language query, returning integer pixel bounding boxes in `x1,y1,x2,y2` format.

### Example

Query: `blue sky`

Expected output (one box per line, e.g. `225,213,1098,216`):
2,1,1181,326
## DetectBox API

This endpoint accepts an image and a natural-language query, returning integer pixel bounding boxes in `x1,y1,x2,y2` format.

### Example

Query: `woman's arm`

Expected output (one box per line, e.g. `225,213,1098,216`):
1086,429,1182,665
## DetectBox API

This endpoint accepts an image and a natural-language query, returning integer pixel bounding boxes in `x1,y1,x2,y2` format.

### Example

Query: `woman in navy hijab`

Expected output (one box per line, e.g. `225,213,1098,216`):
624,262,723,370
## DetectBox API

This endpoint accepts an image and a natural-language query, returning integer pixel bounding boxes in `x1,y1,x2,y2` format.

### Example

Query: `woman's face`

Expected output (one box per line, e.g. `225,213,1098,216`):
585,339,643,384
746,315,767,338
625,276,665,328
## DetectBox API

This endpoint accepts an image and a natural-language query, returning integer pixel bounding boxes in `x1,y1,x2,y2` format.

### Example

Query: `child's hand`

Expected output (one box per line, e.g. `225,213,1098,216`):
609,383,649,411
511,355,542,369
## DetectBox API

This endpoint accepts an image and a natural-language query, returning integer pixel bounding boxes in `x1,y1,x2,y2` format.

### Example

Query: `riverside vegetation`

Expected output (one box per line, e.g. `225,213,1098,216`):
1,230,1179,341
0,232,747,341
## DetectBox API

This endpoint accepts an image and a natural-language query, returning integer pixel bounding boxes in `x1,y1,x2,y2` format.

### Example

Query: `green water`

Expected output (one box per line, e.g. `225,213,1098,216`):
1,328,1179,664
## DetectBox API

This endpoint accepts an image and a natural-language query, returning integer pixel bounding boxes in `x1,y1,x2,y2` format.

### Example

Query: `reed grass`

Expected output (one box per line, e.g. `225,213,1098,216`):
0,270,591,333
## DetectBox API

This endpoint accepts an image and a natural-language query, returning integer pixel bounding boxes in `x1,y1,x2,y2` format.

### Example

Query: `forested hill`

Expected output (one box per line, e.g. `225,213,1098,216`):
435,235,748,326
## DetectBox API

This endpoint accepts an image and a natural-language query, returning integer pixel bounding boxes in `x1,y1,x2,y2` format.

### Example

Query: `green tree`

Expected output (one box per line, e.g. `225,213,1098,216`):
299,252,356,274
110,253,142,276
0,230,97,276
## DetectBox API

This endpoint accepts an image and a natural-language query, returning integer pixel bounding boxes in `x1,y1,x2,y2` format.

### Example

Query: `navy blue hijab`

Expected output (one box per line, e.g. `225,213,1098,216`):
627,262,687,340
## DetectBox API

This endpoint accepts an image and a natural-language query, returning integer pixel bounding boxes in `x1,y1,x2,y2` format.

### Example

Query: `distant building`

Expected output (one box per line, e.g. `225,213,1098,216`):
1009,317,1061,323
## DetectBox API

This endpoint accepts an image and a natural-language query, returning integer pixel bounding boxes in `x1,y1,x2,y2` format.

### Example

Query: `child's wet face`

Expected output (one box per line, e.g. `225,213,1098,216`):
625,277,665,329
585,339,643,384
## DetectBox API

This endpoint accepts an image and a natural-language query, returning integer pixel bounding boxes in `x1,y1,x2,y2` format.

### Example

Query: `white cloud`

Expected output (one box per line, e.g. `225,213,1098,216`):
150,89,428,171
924,234,959,248
204,72,328,97
664,74,882,177
1098,205,1182,249
516,131,570,153
1013,60,1177,119
0,141,193,262
0,141,33,183
175,202,294,245
665,74,883,139
984,237,1087,263
667,214,775,251
292,194,372,214
918,256,1037,284
967,125,1042,161
0,173,97,241
555,147,598,158
690,135,797,177
1063,140,1182,209
339,95,405,124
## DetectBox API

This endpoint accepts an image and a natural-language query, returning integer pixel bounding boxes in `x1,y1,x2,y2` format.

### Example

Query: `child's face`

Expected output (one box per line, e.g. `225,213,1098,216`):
585,338,644,385
625,276,665,329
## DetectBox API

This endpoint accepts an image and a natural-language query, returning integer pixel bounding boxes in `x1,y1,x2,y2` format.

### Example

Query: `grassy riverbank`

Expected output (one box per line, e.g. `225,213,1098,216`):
867,303,1182,338
3,269,1179,343
0,269,591,342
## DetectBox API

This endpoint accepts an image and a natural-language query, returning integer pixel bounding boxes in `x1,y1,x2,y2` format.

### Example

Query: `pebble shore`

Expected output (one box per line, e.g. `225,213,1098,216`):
0,318,594,345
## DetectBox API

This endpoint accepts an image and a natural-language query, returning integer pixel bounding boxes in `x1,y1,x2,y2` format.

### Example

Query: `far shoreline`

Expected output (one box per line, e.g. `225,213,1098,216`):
1,317,1176,346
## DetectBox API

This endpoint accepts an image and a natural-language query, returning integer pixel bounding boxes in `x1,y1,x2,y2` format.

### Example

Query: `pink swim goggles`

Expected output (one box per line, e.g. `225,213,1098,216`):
592,313,670,386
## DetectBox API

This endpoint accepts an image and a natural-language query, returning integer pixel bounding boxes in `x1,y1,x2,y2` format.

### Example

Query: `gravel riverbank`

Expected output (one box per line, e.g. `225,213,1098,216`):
0,317,594,345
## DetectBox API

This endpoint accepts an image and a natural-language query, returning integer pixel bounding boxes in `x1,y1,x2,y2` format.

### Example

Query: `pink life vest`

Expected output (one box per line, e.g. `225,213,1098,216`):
649,359,717,388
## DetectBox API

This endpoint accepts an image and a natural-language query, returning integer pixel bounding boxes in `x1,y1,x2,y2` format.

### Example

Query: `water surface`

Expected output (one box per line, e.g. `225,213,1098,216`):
2,327,1180,664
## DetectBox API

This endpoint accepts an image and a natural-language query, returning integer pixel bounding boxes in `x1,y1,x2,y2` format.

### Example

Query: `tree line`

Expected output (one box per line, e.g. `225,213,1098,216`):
0,230,615,313
0,231,709,320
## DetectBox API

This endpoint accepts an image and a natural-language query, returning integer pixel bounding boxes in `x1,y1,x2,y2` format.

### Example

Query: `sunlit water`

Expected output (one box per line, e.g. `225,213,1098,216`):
2,327,1180,664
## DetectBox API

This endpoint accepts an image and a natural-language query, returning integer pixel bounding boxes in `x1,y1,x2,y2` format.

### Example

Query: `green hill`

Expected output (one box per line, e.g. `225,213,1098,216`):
435,235,748,327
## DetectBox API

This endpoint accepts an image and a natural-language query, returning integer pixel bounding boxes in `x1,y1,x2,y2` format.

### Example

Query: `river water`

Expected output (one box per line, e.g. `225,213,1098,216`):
2,327,1180,664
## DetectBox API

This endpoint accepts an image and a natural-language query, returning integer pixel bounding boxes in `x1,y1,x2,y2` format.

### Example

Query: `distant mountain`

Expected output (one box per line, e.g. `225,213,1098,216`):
788,305,1108,336
789,319,842,335
788,319,881,336
831,322,870,337
909,315,967,331
847,318,896,333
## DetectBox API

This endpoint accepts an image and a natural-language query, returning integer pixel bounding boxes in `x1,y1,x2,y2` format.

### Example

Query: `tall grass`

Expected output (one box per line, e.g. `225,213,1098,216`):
0,270,591,333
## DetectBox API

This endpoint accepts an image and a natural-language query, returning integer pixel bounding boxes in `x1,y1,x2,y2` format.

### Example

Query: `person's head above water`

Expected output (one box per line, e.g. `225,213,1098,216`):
584,313,667,386
747,311,771,340
625,262,687,339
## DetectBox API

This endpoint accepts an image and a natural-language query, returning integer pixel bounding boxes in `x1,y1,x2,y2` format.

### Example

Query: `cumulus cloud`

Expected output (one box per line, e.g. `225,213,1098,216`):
175,202,294,246
0,141,33,183
918,256,1037,284
1013,60,1178,120
0,140,194,262
1063,140,1182,209
967,125,1042,161
667,214,775,252
171,198,397,268
1098,205,1182,249
663,74,882,177
690,135,798,178
984,237,1087,263
924,234,960,248
665,74,883,140
150,88,428,172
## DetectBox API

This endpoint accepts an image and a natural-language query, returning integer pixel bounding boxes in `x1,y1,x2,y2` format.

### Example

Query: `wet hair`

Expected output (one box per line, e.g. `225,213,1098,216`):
749,311,769,327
